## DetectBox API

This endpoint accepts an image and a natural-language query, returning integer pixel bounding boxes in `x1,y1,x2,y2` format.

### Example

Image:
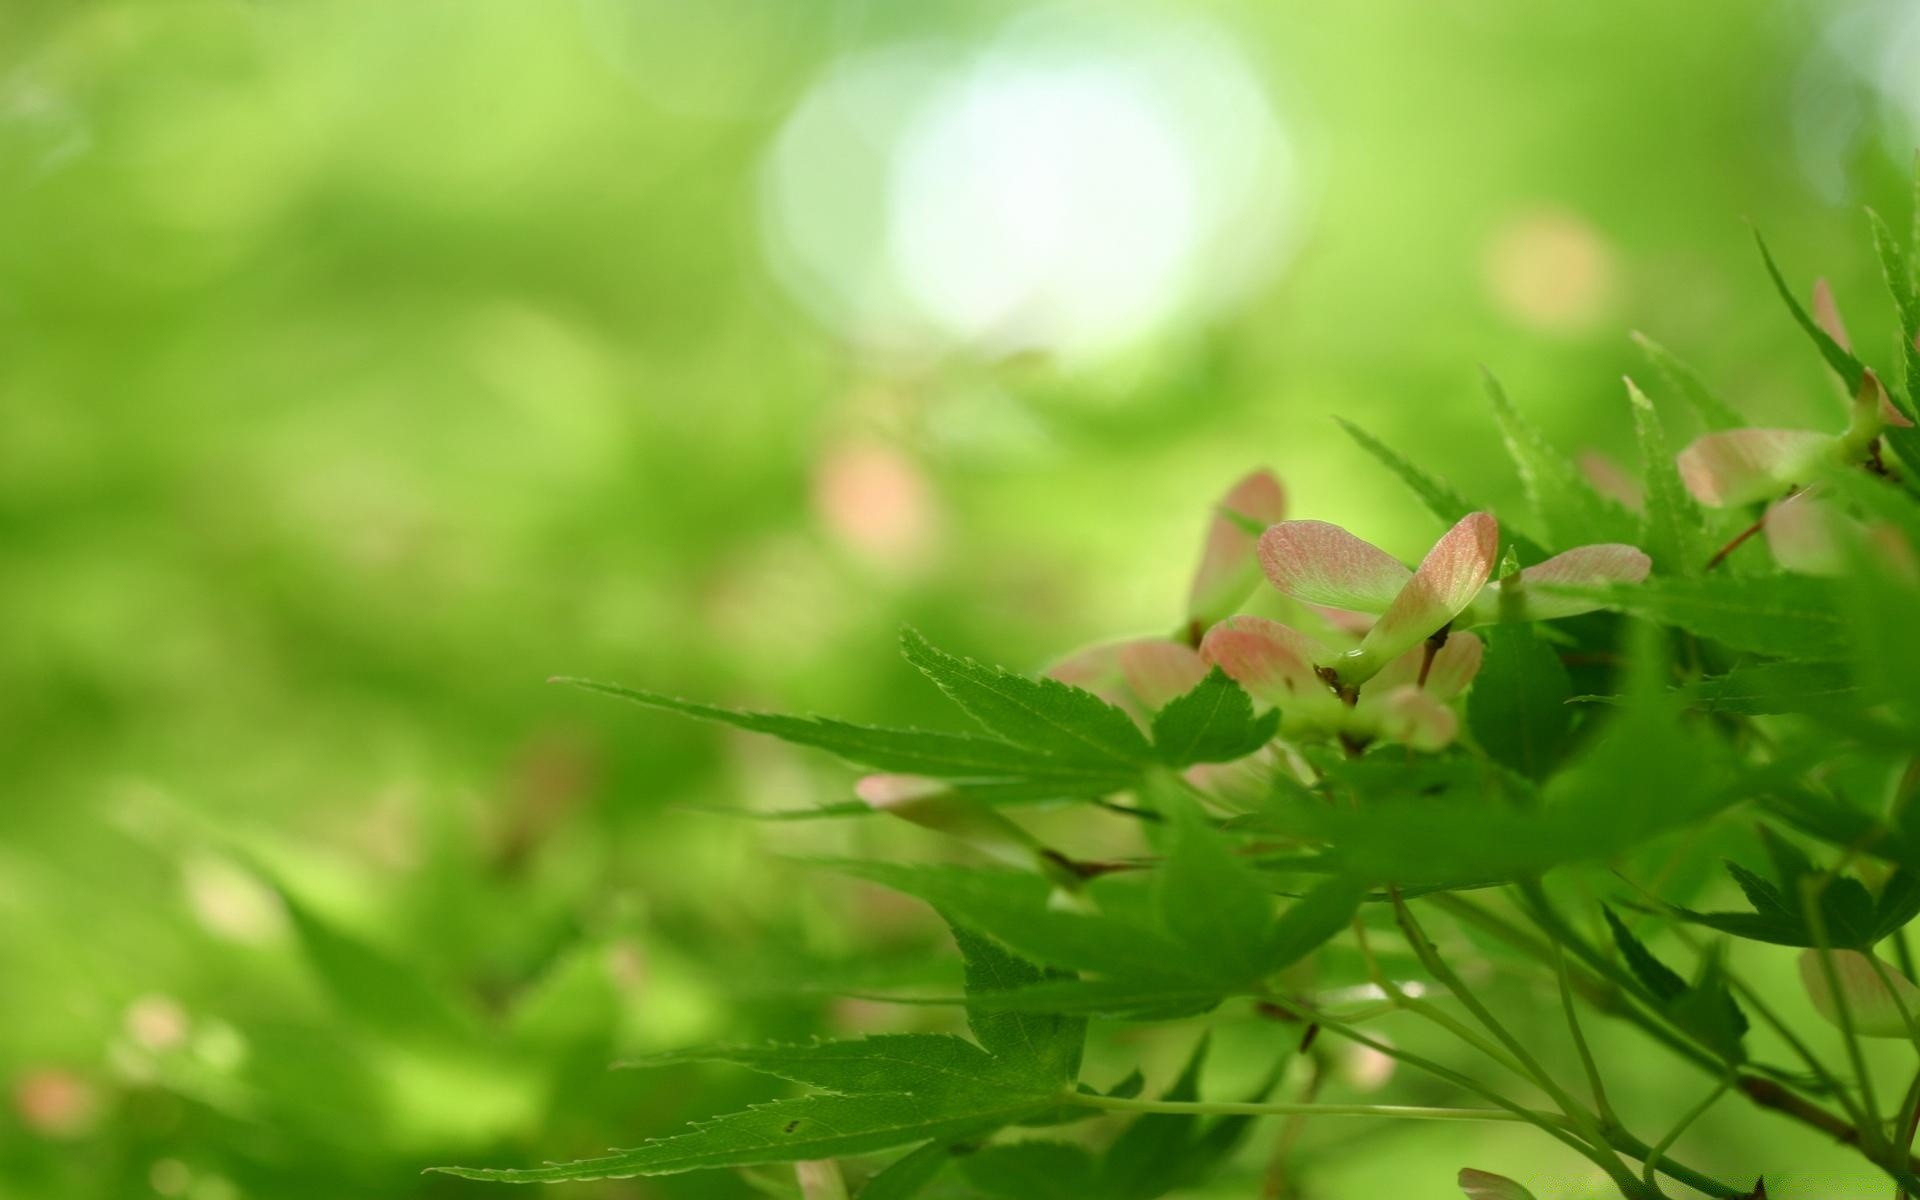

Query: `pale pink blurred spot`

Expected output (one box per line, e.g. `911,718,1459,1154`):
1187,468,1287,625
12,1069,99,1139
603,939,648,993
125,995,190,1052
1798,948,1920,1039
1116,640,1207,709
1372,684,1459,751
1044,641,1130,704
1482,207,1618,334
1863,368,1914,428
1764,493,1849,576
182,856,287,945
855,773,947,810
794,1159,848,1200
1575,449,1644,512
1184,747,1278,808
1342,1037,1396,1092
1869,522,1920,582
1812,278,1852,351
1675,428,1832,507
1459,1168,1538,1200
811,441,940,568
1359,513,1498,667
1257,521,1410,614
1044,638,1189,718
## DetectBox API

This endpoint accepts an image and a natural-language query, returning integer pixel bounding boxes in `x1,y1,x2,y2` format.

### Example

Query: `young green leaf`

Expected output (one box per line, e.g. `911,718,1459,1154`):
1754,230,1867,393
431,1090,1050,1183
1867,209,1920,417
1686,662,1857,716
433,922,1087,1183
1149,668,1279,767
1603,908,1687,1003
626,1034,1000,1097
948,922,1084,1087
1664,861,1879,949
1334,418,1549,563
960,1142,1097,1200
857,1141,954,1200
901,629,1155,769
1630,331,1746,432
1577,574,1849,659
557,678,1122,785
1874,871,1920,941
1466,623,1573,780
1482,369,1639,548
1096,1035,1270,1200
1154,789,1276,984
1605,909,1746,1061
1625,377,1708,574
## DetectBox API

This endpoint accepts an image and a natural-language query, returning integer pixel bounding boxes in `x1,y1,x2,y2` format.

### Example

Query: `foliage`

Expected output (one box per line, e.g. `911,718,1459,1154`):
435,183,1920,1200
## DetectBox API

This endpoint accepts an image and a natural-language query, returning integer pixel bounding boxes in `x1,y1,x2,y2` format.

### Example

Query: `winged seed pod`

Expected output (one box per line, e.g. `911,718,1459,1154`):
1458,1168,1538,1200
1259,512,1498,684
1199,616,1482,750
1186,468,1288,632
1257,513,1646,683
1045,637,1208,721
1796,949,1920,1039
1676,371,1905,509
1044,469,1284,716
854,774,1045,870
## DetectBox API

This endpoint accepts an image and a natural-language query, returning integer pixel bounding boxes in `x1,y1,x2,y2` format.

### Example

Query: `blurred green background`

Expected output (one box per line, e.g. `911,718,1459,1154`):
5,1,1920,1197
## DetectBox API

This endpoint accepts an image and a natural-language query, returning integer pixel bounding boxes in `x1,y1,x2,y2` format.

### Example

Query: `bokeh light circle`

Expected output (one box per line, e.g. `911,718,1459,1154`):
760,8,1301,362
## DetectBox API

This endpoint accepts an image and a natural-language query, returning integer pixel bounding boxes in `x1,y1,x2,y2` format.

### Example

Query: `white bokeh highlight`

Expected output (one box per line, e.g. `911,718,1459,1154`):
761,10,1301,362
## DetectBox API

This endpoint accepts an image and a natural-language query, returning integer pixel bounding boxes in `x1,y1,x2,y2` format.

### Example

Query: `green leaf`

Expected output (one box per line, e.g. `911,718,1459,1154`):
1334,417,1549,563
1669,947,1749,1062
1154,788,1276,984
1686,662,1857,716
558,678,1123,787
1875,872,1920,942
435,921,1087,1183
1604,908,1686,1003
1267,627,1732,887
823,860,1186,982
1095,1036,1244,1200
1150,668,1278,767
958,976,1225,1019
1467,623,1573,780
275,882,482,1050
858,1142,954,1200
1578,575,1849,659
432,1090,1050,1182
1630,331,1746,431
626,1034,999,1096
1666,861,1879,949
949,922,1084,1087
1265,875,1367,973
1754,230,1867,393
1626,377,1708,575
1482,368,1638,548
900,629,1154,769
1605,909,1746,1061
1867,209,1920,423
960,1142,1097,1200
